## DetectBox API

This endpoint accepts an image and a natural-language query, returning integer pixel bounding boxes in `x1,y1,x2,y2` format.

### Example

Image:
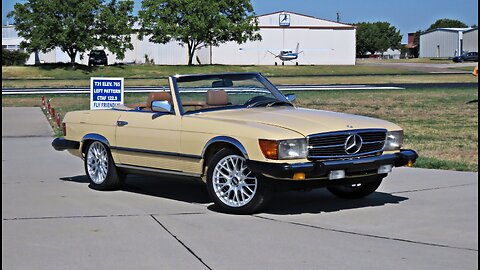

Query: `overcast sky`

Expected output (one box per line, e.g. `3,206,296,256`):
3,0,478,43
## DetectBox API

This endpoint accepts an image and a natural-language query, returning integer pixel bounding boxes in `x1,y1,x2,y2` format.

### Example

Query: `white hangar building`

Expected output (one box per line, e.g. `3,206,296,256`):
200,11,357,65
2,11,357,66
419,28,478,58
129,11,357,66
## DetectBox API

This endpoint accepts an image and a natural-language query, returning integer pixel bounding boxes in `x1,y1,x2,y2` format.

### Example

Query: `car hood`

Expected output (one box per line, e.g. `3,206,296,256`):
193,107,402,137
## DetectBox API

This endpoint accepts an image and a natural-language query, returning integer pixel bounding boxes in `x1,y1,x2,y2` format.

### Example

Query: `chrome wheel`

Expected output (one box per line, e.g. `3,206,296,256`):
212,155,257,208
86,141,109,184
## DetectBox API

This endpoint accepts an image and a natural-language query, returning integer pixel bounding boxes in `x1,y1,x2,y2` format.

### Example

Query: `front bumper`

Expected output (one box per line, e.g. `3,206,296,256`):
52,138,80,151
246,149,418,180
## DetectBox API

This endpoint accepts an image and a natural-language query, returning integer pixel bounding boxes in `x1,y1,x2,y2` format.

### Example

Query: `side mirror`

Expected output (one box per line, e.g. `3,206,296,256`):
151,100,172,113
285,93,296,103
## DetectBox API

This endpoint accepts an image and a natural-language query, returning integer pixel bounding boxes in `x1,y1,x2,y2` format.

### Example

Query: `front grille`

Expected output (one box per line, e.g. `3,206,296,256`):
307,129,387,160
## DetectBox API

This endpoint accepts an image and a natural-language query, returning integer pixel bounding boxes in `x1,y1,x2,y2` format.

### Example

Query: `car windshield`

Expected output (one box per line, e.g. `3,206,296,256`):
174,73,291,114
91,50,105,56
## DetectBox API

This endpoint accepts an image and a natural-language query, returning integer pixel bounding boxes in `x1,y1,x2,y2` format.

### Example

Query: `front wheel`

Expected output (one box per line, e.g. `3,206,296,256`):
84,141,125,191
206,149,271,214
327,176,384,199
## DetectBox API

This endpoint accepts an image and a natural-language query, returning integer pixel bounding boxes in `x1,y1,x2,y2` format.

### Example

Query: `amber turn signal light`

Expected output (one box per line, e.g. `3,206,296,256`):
293,172,306,180
259,139,278,160
407,160,414,167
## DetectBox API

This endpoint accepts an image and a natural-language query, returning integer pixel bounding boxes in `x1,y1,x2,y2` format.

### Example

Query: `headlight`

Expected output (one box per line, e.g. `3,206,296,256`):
384,130,404,151
259,139,307,160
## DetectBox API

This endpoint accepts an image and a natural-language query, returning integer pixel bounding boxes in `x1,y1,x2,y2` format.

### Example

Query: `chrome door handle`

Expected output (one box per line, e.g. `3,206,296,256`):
117,121,128,127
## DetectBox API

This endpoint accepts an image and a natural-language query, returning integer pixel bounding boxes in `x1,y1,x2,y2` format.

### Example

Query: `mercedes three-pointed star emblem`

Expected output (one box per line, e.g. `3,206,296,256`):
344,134,363,154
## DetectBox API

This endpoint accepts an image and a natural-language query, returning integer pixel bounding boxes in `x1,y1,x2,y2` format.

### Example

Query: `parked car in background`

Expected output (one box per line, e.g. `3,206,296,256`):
88,50,108,66
52,72,418,214
452,51,478,63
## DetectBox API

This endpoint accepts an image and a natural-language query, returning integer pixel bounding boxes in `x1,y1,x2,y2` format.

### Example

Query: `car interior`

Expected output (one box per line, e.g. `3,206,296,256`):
123,89,231,113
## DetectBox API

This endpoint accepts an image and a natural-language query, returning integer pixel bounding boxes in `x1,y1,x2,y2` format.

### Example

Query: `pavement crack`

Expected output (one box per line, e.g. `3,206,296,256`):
254,215,478,252
150,215,213,270
391,183,477,194
2,214,143,221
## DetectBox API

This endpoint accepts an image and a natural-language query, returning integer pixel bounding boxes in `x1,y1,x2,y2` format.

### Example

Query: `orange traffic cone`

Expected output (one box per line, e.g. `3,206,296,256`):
473,64,478,77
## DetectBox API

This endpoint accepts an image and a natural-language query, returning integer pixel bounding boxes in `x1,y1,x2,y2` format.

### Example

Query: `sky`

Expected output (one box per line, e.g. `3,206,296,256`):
2,0,478,43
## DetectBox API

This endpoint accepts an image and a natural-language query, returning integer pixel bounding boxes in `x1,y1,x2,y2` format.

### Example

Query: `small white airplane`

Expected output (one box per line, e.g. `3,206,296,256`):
240,43,334,65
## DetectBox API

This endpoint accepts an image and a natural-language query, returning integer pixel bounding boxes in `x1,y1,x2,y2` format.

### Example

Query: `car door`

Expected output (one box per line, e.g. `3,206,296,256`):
114,111,182,172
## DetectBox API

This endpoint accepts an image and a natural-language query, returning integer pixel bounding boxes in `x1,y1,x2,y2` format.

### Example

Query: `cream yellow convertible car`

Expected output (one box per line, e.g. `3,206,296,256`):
52,72,418,214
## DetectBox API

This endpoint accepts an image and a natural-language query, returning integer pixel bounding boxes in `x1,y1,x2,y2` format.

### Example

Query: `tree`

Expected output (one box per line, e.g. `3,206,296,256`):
428,19,468,30
355,22,402,56
138,0,261,65
7,0,135,65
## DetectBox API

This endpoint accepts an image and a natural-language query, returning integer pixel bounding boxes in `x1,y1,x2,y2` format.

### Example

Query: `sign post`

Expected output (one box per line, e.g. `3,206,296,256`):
90,77,124,110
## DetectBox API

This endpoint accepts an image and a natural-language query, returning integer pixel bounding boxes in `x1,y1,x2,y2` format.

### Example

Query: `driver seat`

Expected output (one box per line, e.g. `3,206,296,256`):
206,90,229,106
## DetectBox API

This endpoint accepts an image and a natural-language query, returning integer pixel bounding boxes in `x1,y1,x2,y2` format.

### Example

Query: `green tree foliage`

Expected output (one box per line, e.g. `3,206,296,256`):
138,0,261,65
355,22,402,56
2,48,30,66
7,0,135,65
428,19,468,30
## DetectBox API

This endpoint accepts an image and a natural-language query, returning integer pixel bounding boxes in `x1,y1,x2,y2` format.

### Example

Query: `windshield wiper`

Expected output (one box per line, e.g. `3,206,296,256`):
266,101,294,107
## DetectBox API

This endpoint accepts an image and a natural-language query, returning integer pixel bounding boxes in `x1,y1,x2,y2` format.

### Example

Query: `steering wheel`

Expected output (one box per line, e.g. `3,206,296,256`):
243,96,276,107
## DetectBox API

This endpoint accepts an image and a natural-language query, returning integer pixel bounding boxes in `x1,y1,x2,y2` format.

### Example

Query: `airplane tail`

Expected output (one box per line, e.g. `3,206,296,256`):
295,43,300,54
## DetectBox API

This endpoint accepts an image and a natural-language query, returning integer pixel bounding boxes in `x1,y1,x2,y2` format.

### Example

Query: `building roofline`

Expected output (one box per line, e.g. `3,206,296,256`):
256,10,355,28
464,27,478,33
420,27,473,35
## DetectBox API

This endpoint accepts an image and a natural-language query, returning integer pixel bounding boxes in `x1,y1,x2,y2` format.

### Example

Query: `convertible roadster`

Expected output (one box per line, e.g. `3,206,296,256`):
52,72,418,214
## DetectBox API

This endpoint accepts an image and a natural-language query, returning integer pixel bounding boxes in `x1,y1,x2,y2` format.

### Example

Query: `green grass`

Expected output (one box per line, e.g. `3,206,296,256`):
2,74,477,88
449,66,478,72
2,63,416,80
2,87,478,172
357,58,454,64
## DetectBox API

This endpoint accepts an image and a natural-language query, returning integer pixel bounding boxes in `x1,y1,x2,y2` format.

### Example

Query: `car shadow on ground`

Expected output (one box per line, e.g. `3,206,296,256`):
60,175,408,215
259,190,408,215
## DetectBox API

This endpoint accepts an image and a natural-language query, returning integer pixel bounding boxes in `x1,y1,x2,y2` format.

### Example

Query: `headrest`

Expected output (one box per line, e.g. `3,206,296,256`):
147,92,172,109
206,90,229,106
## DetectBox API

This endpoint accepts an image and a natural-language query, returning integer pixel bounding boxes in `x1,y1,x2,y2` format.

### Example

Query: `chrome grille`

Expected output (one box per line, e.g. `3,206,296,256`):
307,129,387,160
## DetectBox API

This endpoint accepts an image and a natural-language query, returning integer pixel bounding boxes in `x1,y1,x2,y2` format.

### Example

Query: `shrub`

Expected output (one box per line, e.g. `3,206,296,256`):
2,48,30,65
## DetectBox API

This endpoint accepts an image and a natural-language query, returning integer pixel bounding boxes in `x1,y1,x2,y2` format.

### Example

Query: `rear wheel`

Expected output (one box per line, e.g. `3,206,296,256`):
84,141,125,191
206,149,271,214
327,176,384,199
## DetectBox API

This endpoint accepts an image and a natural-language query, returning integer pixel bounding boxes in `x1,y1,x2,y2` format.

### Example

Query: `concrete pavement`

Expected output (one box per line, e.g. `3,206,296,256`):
2,107,478,270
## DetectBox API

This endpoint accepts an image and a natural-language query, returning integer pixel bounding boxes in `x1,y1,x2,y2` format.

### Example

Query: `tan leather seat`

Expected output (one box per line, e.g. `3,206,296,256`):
146,92,172,110
206,90,229,106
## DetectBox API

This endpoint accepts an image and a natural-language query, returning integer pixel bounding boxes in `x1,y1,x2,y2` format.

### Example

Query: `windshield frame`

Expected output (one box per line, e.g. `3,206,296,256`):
170,72,289,116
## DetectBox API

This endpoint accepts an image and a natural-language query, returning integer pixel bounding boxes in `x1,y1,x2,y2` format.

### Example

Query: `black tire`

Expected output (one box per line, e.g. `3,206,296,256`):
327,175,384,199
84,141,125,191
206,148,272,214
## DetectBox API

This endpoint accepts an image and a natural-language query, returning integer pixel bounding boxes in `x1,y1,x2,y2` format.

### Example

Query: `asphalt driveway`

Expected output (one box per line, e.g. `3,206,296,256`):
2,107,478,270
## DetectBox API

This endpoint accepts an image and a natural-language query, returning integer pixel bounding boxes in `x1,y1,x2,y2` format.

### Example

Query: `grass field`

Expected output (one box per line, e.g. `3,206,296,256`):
2,64,418,80
357,58,455,64
2,74,477,88
2,87,478,172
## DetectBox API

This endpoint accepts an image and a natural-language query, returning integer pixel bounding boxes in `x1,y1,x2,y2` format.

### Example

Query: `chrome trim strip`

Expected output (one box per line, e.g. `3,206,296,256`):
116,164,201,178
362,140,386,145
111,146,202,160
307,128,388,139
308,144,344,149
201,136,249,159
